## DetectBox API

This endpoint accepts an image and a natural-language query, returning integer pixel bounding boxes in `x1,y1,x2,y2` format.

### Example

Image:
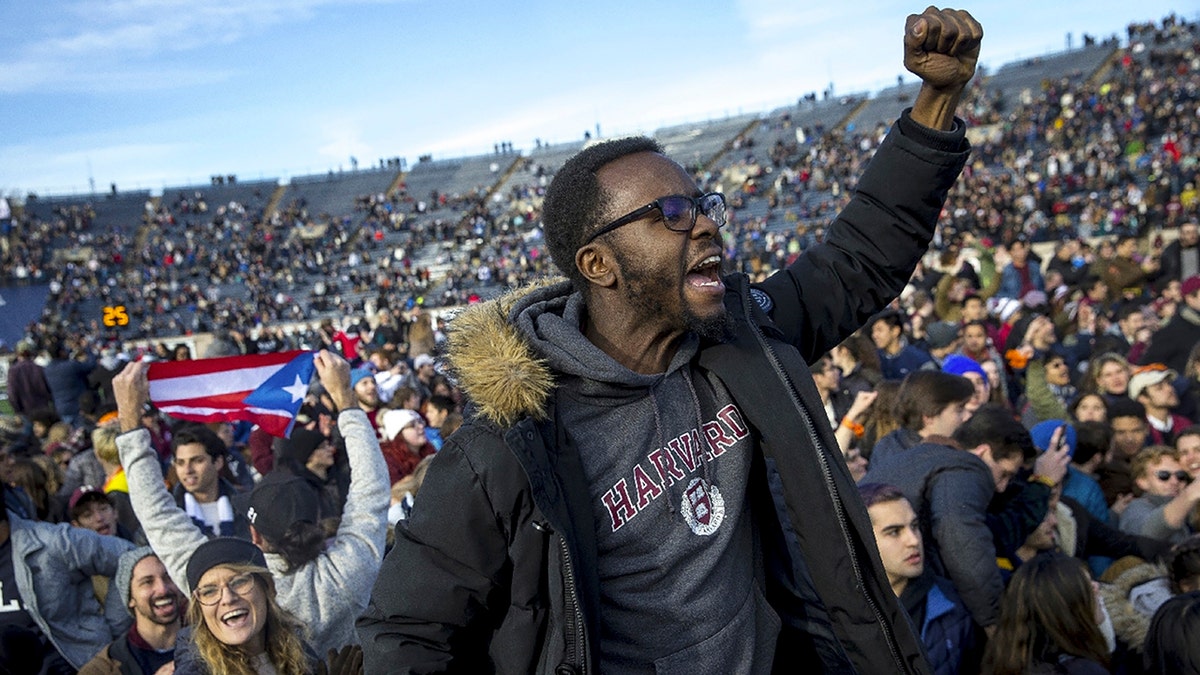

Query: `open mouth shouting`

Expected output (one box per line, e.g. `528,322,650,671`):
686,254,724,294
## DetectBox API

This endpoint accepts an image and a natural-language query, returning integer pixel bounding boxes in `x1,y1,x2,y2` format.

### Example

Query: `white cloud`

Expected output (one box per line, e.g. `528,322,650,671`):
0,0,408,93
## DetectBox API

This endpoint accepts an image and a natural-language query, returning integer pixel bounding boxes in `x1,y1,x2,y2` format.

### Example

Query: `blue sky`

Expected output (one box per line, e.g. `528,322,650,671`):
0,1,1191,197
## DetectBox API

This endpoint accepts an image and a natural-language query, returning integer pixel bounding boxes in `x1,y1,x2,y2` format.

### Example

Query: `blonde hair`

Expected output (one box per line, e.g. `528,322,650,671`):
186,564,311,675
92,425,121,465
1131,445,1182,482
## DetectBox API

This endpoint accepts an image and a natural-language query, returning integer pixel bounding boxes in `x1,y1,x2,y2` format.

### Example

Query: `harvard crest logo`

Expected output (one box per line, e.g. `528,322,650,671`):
681,477,725,536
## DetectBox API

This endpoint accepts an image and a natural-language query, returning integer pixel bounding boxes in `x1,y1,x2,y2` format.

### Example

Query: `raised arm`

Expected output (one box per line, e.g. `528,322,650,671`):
113,360,208,594
906,7,983,131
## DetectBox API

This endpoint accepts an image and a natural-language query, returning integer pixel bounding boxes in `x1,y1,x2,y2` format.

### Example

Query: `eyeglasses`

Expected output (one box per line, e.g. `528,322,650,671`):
1154,470,1192,483
583,193,726,246
194,573,256,606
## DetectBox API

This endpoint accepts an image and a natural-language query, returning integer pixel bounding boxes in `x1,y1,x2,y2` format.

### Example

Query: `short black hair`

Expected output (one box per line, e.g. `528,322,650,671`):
426,395,455,414
1107,397,1147,423
542,136,664,291
953,404,1034,462
171,425,227,461
1073,421,1112,466
871,309,906,333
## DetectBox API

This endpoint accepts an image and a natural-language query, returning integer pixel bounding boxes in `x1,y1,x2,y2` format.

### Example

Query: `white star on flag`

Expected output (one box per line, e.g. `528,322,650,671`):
283,375,308,403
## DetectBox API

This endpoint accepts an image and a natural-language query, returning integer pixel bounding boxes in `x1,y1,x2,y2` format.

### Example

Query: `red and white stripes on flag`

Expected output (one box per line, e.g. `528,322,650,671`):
147,350,313,437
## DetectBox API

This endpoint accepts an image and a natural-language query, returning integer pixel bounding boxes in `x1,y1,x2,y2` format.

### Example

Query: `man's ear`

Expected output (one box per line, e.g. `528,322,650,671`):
968,442,991,462
576,245,617,289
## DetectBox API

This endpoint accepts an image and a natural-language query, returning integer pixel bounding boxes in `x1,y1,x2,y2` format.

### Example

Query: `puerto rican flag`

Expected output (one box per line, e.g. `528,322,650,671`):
148,351,316,438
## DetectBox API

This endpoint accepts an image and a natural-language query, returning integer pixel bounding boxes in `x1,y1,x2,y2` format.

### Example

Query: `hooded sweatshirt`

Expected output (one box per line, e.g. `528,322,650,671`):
512,286,774,673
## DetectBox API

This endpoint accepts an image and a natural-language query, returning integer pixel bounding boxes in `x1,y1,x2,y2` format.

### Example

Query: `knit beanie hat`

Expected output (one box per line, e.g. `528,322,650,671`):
1030,419,1077,458
186,537,267,590
115,546,158,617
350,368,373,389
272,428,326,466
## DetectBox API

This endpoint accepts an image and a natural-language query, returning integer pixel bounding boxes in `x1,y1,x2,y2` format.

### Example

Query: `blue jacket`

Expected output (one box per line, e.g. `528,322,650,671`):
879,343,934,381
920,579,976,675
8,513,135,669
997,262,1045,300
1063,467,1108,525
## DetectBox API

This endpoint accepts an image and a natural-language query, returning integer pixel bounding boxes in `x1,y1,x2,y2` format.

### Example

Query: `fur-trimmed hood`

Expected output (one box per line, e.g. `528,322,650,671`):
445,277,694,429
445,279,561,428
1099,561,1169,652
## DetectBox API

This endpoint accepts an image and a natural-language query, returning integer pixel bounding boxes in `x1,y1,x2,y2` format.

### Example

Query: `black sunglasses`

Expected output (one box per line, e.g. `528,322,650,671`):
1154,470,1192,482
583,193,726,247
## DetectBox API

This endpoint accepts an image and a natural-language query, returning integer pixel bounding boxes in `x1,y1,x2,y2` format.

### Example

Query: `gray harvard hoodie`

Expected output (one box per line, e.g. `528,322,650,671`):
512,284,778,674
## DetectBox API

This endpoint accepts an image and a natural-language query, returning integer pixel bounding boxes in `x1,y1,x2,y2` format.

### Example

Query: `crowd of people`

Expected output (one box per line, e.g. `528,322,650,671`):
0,8,1197,675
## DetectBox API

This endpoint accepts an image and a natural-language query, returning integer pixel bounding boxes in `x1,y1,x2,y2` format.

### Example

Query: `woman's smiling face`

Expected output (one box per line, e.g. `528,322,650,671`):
196,567,268,654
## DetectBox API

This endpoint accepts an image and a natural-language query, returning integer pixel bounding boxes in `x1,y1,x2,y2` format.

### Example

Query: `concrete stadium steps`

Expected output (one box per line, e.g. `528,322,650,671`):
985,44,1119,108
23,190,151,237
159,179,278,220
284,168,400,221
654,114,760,170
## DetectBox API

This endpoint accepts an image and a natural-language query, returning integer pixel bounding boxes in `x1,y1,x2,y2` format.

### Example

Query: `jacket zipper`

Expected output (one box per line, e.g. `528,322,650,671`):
558,536,588,674
742,295,908,673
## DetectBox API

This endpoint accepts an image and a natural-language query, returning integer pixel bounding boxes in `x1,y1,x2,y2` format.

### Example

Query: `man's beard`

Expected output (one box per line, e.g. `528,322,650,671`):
612,247,731,343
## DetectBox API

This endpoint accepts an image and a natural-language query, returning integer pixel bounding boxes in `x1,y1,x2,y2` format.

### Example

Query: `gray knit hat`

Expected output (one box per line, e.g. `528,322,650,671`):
115,546,158,617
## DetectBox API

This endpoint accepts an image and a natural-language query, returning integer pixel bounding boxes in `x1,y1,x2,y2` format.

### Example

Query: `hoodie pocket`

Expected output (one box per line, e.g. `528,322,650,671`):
653,584,780,675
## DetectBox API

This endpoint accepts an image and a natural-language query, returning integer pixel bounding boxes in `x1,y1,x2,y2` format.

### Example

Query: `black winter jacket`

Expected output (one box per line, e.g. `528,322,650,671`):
358,112,969,674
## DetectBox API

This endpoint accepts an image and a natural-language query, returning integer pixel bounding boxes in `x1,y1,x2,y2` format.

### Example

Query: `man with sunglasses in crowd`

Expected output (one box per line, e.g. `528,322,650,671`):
360,7,982,674
1120,446,1200,545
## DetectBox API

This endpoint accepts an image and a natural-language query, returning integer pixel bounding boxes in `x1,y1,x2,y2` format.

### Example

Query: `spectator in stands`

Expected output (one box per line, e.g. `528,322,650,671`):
812,355,849,429
359,8,982,672
1120,445,1200,545
349,368,383,435
6,339,52,428
43,339,96,429
115,352,389,656
1176,427,1200,481
182,537,318,675
170,426,250,540
872,309,934,381
1084,352,1133,402
942,354,991,418
859,482,979,675
1141,275,1200,373
1030,421,1109,527
871,370,973,463
410,353,437,403
1130,364,1193,446
921,321,961,369
91,424,141,537
1157,220,1199,287
421,395,455,451
1094,235,1159,303
983,554,1110,675
1144,590,1200,675
378,409,435,485
0,479,135,671
997,236,1045,300
68,486,125,539
863,405,1051,633
830,333,882,399
1109,398,1151,466
269,428,343,519
79,548,185,675
1071,393,1110,425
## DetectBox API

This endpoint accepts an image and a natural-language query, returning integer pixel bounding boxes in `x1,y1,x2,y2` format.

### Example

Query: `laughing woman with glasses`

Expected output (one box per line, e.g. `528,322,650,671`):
1119,446,1200,546
178,537,317,675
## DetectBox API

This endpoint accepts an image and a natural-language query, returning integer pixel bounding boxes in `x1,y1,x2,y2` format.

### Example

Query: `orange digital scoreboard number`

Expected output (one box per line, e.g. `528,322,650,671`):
102,305,130,328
